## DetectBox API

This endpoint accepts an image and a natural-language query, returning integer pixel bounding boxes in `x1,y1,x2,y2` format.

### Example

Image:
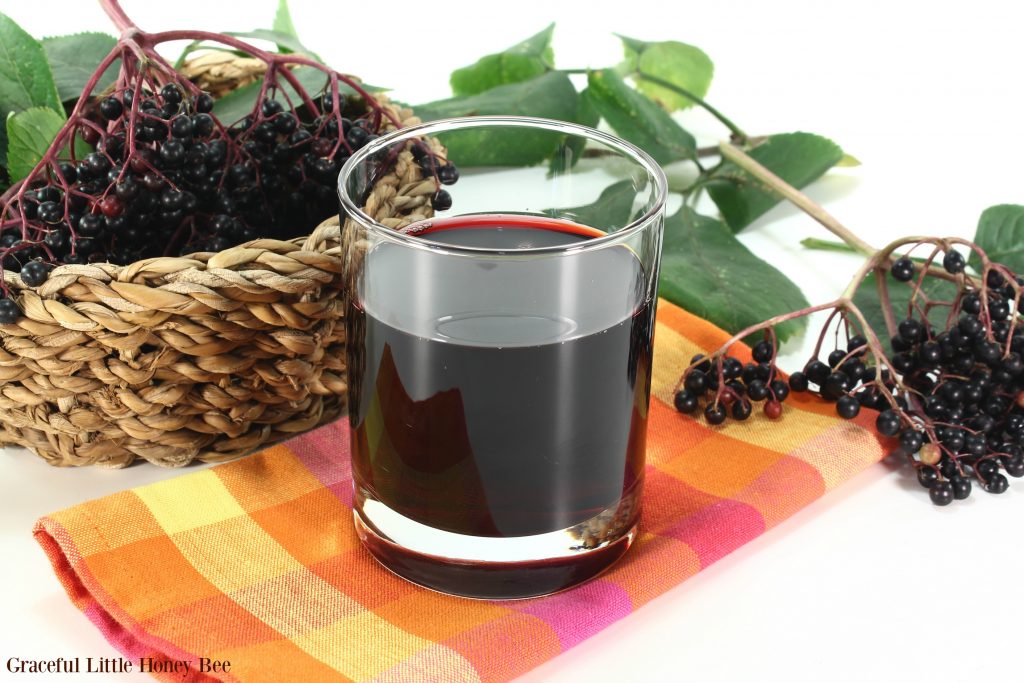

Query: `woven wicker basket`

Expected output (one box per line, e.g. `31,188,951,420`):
0,64,438,468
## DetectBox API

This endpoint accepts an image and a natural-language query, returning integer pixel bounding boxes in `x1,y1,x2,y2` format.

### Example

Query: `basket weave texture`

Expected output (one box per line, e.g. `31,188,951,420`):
0,72,439,467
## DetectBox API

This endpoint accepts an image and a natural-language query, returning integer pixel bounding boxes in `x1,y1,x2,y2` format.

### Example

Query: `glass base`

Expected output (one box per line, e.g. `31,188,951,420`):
353,488,639,599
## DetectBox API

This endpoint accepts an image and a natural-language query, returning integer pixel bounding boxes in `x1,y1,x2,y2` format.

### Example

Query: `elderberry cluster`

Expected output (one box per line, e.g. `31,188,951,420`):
789,257,1024,505
673,340,792,424
0,79,459,325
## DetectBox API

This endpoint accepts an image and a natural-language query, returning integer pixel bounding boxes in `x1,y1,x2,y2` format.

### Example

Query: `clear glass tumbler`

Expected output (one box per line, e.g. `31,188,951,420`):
339,116,667,599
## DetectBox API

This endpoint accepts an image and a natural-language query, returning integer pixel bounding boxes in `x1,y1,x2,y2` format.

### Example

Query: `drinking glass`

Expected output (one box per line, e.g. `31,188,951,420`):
339,116,667,599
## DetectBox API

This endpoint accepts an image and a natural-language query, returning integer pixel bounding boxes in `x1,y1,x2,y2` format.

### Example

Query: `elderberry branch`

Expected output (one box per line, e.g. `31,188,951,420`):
719,141,876,256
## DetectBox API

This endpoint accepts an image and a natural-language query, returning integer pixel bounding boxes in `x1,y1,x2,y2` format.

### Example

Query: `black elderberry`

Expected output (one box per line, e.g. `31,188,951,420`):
690,354,712,373
823,371,851,399
891,257,915,282
723,357,744,380
974,340,1001,365
0,299,20,324
917,466,939,489
975,458,999,479
673,389,698,414
919,341,942,365
731,399,752,421
19,260,51,287
160,83,182,104
899,428,924,453
170,116,194,139
983,473,1009,494
958,314,983,338
989,299,1010,321
37,201,63,224
950,475,972,499
684,370,707,394
805,360,830,386
752,340,773,363
943,250,966,274
274,113,298,134
346,126,370,148
847,335,868,354
770,379,790,401
898,318,924,343
726,380,746,397
57,162,77,183
836,395,860,419
964,433,987,456
1004,454,1024,478
431,190,453,211
746,379,768,401
160,139,186,166
788,371,809,392
827,349,847,368
929,480,954,506
986,269,1006,289
704,403,727,425
876,411,901,438
438,164,460,185
891,352,916,374
254,121,277,144
99,96,123,120
195,93,214,113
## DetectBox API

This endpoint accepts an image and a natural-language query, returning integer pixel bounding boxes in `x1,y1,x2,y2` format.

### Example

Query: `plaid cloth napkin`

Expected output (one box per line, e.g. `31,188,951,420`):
34,301,887,682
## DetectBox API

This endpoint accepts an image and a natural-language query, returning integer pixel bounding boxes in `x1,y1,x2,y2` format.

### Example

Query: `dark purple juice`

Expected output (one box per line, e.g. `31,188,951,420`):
345,215,655,597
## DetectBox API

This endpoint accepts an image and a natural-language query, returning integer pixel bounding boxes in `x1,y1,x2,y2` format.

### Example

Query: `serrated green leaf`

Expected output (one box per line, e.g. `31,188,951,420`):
548,86,599,174
41,32,117,102
0,12,63,168
631,41,713,112
415,72,578,167
586,69,695,166
273,0,299,38
972,204,1024,273
225,29,318,59
708,132,843,232
549,179,637,230
6,106,63,181
659,206,809,342
853,272,958,340
213,66,383,125
449,24,554,97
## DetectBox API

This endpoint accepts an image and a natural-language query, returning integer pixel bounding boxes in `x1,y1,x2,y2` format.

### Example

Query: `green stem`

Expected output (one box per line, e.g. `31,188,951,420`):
800,237,859,254
634,71,749,143
719,142,876,256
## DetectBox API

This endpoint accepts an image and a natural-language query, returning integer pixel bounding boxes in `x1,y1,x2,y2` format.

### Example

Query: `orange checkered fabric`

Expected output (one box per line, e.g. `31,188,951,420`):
34,300,888,682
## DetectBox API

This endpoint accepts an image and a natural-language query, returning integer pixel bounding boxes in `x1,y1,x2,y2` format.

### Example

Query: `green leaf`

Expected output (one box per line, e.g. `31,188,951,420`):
6,106,63,181
708,132,843,232
41,33,117,102
972,204,1024,272
449,24,554,96
0,12,63,168
549,179,637,230
548,86,599,174
213,66,383,125
415,71,579,166
853,273,958,340
659,206,810,342
626,39,714,112
273,0,299,39
224,29,318,59
586,69,696,166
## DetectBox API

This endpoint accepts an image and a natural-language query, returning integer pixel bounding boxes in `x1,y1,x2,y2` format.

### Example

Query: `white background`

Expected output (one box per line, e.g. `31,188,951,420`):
2,1,1024,681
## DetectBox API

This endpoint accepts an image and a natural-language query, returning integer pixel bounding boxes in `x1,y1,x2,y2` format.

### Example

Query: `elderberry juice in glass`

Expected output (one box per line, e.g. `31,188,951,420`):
339,117,666,599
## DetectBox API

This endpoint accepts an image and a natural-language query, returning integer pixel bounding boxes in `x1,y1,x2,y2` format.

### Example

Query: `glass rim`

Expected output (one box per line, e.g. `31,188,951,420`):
337,115,668,256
